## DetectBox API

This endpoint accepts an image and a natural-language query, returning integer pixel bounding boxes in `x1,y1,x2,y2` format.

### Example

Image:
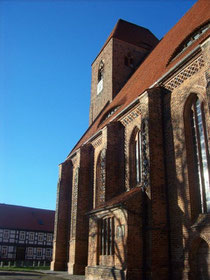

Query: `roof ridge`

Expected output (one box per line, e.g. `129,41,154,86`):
0,203,55,212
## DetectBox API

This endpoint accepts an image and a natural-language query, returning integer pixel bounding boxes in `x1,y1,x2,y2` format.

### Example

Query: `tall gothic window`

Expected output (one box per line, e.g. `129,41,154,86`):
135,131,142,184
97,61,104,95
130,128,142,188
185,95,210,219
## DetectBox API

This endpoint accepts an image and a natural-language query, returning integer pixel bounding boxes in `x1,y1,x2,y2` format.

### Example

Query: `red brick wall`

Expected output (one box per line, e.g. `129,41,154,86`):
51,160,72,271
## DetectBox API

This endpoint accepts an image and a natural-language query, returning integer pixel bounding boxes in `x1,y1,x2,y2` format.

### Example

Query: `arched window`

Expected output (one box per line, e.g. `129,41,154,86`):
185,95,210,218
95,149,106,207
130,128,142,188
97,61,104,95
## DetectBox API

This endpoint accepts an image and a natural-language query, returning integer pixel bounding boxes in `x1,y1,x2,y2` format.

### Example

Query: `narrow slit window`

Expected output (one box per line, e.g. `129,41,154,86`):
135,131,142,184
97,61,104,95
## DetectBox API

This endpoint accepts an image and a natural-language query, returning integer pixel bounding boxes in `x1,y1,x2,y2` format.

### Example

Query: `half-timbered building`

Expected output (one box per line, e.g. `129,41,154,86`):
0,204,55,265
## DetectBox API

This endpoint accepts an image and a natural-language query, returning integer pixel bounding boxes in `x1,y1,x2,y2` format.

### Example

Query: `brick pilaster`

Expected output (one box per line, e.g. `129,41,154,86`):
51,160,73,271
68,144,94,275
145,87,170,279
106,121,125,200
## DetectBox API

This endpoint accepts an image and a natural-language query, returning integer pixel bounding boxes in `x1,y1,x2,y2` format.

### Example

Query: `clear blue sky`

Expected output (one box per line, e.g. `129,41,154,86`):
0,0,197,210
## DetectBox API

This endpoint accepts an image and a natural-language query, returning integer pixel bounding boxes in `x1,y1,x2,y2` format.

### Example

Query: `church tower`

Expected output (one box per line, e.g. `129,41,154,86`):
89,19,159,125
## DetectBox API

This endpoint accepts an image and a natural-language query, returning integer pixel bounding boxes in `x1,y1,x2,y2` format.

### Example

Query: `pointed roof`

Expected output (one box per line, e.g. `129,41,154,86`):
92,19,159,65
105,19,159,48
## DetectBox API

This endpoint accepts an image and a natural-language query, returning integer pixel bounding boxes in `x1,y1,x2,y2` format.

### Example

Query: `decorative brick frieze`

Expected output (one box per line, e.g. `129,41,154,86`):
120,105,141,126
163,54,205,91
71,153,79,166
92,136,102,148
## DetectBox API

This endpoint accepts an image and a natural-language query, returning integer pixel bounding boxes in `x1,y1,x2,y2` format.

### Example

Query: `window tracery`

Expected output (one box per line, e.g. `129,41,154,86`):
130,128,143,188
185,94,210,219
190,98,209,213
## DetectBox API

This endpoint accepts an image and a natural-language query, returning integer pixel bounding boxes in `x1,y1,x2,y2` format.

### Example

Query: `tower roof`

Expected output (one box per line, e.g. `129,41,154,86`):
105,19,159,48
92,19,159,65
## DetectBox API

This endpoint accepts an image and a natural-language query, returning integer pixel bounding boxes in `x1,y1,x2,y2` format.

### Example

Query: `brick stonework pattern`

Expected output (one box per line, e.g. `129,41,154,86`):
164,54,205,91
52,5,210,279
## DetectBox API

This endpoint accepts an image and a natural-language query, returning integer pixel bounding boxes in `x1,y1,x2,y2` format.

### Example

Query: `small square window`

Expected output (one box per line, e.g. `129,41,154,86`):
47,234,52,242
3,230,9,239
28,232,34,241
27,247,33,257
37,248,42,257
19,231,25,241
38,233,44,242
46,248,51,257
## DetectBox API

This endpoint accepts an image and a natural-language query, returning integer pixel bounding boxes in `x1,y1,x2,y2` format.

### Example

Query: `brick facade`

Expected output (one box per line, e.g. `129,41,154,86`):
52,2,210,279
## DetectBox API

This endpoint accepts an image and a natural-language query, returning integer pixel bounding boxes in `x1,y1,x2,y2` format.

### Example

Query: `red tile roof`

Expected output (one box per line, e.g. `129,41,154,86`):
0,204,55,232
108,19,159,48
92,19,159,65
70,0,210,156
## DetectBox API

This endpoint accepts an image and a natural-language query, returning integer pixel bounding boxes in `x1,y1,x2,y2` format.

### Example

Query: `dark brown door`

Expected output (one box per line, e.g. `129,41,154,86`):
16,247,26,260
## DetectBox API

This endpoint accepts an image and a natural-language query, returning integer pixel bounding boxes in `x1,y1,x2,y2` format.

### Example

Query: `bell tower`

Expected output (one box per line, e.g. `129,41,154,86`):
89,19,159,125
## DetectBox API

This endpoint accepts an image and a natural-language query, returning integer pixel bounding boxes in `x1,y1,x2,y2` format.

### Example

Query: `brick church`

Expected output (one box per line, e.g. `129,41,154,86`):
51,1,210,279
